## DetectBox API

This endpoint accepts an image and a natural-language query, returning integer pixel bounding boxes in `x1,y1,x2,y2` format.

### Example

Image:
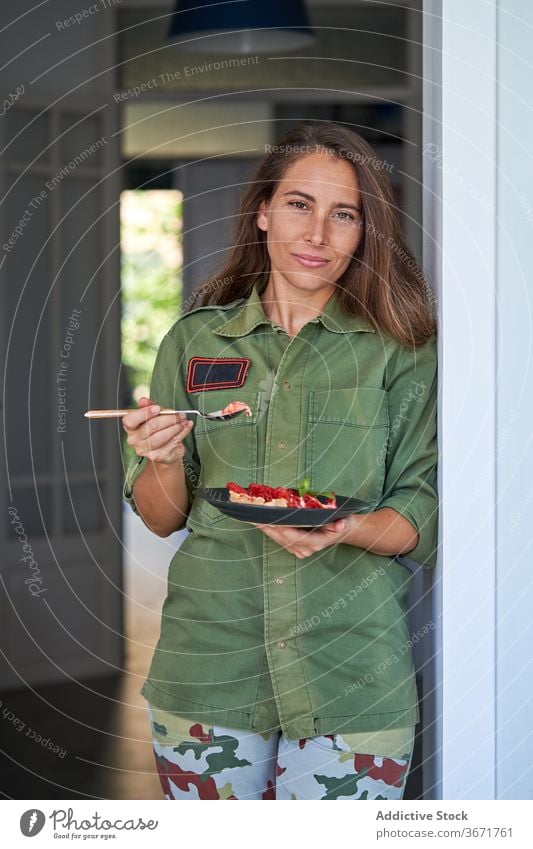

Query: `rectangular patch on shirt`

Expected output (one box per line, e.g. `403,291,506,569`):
186,356,250,393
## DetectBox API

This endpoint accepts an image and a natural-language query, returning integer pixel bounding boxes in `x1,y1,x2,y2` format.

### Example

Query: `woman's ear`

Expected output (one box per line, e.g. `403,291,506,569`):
256,199,268,232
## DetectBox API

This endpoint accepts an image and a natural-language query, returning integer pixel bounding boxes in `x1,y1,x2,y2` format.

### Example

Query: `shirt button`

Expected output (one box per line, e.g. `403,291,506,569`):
275,577,285,585
277,641,287,650
278,441,287,449
283,380,291,389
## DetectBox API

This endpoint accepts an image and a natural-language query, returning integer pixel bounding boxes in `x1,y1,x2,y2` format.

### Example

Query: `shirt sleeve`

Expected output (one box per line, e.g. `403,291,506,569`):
378,334,439,568
122,330,201,529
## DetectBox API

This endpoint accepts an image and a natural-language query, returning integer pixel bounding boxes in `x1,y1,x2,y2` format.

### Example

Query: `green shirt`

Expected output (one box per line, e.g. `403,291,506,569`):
123,279,438,742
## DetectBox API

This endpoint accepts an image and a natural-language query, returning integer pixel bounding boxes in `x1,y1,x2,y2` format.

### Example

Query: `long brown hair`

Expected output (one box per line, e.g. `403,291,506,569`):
191,121,436,347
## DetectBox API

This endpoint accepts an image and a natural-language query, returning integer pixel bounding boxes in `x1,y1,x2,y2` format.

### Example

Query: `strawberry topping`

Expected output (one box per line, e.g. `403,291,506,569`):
226,481,336,509
226,481,248,495
302,493,326,509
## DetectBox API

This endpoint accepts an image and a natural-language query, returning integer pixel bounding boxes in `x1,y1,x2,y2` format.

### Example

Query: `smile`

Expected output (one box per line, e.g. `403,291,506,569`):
292,253,330,268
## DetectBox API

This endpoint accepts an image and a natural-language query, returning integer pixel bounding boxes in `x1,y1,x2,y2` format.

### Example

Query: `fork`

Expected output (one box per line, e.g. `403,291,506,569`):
84,407,246,421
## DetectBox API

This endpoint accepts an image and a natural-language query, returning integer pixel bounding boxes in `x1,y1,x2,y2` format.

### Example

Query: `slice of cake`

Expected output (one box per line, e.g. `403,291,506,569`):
226,481,336,509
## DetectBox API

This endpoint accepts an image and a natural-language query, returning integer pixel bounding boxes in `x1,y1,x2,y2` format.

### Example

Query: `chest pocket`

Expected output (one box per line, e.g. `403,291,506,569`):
307,387,389,506
191,388,260,526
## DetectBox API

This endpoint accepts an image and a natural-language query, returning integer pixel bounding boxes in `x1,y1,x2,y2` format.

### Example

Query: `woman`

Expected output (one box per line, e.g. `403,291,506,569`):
122,121,438,801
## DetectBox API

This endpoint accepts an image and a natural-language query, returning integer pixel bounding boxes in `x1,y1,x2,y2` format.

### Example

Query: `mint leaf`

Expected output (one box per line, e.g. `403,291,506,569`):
296,475,311,496
315,490,335,500
295,477,335,500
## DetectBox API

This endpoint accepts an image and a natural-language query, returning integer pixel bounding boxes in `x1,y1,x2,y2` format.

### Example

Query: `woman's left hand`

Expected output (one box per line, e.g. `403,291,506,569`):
254,517,352,559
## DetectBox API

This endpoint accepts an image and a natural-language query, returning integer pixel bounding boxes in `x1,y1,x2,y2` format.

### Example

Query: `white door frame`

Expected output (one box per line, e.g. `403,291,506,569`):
422,0,498,798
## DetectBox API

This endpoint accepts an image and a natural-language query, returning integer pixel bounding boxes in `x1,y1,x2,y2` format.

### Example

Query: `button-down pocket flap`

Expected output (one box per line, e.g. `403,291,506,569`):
309,387,388,428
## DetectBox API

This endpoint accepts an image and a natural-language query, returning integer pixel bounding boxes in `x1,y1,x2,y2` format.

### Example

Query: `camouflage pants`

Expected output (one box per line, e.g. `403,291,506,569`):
149,707,413,800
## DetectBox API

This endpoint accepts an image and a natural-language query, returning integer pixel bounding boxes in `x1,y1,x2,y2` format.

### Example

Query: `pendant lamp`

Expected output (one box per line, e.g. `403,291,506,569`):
167,0,316,54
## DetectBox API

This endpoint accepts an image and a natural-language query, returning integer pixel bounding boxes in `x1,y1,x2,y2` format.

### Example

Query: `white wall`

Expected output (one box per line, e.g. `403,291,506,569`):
424,0,533,800
495,0,533,801
424,0,498,798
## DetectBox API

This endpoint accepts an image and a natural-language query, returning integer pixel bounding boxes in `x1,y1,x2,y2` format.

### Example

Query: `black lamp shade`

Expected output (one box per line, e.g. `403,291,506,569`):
167,0,316,53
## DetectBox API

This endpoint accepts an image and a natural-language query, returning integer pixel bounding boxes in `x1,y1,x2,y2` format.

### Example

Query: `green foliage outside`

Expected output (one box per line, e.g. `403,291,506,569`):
120,189,183,469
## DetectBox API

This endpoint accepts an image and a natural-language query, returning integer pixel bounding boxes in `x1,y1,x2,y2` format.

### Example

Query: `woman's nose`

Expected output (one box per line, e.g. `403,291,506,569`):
304,212,328,245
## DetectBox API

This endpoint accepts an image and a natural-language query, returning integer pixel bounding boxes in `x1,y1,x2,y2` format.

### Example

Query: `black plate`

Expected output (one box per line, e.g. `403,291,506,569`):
197,488,374,526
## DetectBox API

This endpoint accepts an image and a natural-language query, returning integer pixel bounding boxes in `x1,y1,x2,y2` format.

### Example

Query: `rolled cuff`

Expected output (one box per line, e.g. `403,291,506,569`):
122,454,199,531
122,455,148,517
379,493,439,568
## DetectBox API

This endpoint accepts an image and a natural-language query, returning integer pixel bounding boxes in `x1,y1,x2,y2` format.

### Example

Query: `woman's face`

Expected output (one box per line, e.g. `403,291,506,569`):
256,151,364,296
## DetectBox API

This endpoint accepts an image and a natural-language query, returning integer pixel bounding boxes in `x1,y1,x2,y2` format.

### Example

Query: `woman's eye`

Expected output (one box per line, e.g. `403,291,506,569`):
334,210,356,223
286,201,361,225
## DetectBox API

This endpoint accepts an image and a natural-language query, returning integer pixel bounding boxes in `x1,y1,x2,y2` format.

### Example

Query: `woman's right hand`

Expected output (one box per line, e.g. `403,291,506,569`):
122,396,194,465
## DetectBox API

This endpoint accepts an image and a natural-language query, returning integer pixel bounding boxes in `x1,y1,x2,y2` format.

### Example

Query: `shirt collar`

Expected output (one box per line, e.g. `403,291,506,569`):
212,277,375,337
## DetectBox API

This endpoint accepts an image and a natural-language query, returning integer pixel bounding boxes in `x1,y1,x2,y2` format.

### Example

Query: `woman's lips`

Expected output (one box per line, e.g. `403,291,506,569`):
292,253,330,268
